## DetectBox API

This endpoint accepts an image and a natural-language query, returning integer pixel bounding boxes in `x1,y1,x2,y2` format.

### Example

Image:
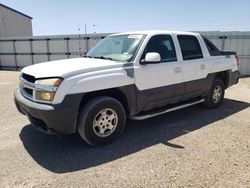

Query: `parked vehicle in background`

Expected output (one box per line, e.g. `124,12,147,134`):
14,30,240,146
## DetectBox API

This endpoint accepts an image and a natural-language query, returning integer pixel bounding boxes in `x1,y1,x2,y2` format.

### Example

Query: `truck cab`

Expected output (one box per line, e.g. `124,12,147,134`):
14,31,240,146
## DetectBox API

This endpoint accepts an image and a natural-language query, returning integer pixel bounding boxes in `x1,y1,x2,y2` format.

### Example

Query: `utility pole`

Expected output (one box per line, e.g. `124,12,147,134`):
93,24,96,34
78,25,82,56
84,24,87,34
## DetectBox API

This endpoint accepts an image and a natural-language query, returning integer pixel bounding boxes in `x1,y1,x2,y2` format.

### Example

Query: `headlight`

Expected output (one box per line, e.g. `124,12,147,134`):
34,91,56,101
34,78,62,102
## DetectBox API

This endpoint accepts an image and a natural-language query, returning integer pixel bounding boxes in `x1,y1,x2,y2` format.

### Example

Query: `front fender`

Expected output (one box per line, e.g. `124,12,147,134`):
53,68,134,104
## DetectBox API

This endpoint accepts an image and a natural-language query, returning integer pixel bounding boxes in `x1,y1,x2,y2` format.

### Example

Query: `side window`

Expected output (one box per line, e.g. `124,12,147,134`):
202,36,222,56
177,35,203,60
142,35,177,62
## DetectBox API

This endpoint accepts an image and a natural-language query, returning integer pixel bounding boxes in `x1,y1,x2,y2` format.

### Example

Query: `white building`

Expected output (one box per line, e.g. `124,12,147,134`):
0,3,32,37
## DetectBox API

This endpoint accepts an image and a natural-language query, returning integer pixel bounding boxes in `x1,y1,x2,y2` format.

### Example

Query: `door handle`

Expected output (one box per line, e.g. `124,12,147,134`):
200,64,206,69
174,67,181,73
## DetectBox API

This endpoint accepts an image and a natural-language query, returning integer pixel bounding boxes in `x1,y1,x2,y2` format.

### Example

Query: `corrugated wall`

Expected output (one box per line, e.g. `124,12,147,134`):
0,32,250,75
0,5,32,37
0,34,106,69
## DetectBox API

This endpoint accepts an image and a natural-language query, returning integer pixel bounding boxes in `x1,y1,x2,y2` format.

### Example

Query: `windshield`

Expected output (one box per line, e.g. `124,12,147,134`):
86,34,144,62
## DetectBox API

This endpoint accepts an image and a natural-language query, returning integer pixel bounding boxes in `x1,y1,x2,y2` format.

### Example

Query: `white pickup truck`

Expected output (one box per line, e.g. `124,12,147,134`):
14,31,240,146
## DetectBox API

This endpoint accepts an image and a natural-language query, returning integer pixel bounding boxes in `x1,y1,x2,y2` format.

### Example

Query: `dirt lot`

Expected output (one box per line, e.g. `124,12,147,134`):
0,71,249,187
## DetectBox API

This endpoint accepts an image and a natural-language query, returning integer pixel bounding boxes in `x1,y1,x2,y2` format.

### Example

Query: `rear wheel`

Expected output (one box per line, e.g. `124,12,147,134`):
77,96,126,146
204,79,225,108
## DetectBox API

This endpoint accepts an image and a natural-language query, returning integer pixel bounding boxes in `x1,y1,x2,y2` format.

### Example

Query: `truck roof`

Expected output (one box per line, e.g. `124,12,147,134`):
110,30,199,36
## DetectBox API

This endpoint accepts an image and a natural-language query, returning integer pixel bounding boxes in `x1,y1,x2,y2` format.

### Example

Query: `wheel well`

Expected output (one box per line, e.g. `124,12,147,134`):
79,88,129,115
215,71,229,88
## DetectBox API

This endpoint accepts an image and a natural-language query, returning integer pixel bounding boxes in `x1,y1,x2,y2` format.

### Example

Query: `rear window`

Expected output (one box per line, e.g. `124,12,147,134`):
202,36,222,56
177,35,203,60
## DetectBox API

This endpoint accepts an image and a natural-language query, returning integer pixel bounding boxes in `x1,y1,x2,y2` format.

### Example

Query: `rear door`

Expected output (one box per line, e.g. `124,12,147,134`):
177,35,207,99
134,34,183,111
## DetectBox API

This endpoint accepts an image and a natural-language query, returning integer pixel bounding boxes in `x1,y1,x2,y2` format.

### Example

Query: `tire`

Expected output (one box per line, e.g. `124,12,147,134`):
77,96,126,146
204,78,225,109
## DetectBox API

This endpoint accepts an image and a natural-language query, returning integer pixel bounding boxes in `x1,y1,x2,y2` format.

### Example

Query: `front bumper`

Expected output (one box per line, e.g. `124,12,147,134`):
14,89,83,135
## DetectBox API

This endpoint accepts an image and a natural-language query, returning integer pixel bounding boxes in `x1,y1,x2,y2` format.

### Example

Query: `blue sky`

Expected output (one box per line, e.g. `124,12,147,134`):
1,0,250,35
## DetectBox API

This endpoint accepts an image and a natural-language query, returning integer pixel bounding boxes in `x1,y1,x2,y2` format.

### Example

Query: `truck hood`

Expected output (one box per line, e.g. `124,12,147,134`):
22,58,124,78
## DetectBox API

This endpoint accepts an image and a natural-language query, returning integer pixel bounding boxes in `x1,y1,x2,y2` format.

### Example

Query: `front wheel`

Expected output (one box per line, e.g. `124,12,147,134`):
77,96,126,146
204,79,225,108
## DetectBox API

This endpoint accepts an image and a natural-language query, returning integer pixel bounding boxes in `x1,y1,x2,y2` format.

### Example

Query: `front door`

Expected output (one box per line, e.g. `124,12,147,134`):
134,34,183,111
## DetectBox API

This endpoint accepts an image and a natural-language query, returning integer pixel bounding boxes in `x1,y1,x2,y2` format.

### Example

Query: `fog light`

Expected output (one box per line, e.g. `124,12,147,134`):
35,91,55,101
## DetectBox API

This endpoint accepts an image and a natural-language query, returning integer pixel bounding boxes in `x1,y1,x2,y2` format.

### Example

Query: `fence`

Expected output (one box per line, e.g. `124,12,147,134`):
0,31,250,75
0,33,107,69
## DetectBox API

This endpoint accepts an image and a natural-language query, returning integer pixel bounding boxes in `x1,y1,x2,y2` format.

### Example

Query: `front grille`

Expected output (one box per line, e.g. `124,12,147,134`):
24,88,33,96
20,73,36,100
22,73,35,83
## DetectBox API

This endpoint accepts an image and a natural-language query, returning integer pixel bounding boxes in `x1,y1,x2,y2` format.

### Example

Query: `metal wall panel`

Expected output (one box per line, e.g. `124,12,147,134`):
79,39,88,53
239,58,249,75
0,5,32,37
15,41,30,52
16,55,32,66
49,40,67,53
70,55,80,59
0,55,15,67
242,39,250,55
32,41,47,53
0,41,13,52
50,55,67,61
68,40,82,53
68,38,88,53
33,55,48,64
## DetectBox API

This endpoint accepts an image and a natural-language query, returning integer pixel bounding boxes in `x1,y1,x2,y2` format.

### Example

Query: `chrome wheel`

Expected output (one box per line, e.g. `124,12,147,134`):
93,108,118,137
212,85,222,104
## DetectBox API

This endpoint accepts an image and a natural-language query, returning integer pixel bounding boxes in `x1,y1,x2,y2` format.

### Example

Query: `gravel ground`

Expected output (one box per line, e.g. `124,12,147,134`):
0,70,250,188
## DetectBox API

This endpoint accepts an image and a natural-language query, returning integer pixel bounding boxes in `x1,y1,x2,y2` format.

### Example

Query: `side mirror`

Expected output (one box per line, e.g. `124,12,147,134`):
141,52,161,64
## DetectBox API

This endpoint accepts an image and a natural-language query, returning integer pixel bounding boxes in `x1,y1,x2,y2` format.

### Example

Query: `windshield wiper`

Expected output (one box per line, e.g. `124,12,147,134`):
92,56,113,60
83,55,114,61
82,55,93,58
